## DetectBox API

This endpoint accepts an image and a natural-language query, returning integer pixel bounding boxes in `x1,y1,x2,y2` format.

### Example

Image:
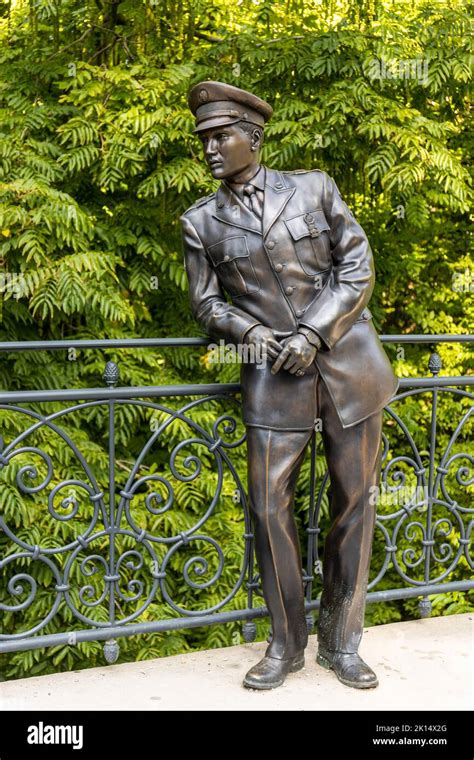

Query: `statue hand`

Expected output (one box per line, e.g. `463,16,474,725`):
271,333,317,375
243,325,282,361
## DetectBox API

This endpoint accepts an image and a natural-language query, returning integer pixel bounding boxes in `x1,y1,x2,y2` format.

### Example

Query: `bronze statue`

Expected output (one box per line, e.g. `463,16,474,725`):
181,81,399,690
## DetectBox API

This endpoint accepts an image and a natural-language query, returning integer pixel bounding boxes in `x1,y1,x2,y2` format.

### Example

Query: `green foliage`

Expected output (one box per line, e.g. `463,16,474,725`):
0,0,472,679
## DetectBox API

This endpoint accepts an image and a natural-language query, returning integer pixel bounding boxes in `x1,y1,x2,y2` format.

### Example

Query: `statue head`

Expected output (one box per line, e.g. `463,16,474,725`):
187,81,273,181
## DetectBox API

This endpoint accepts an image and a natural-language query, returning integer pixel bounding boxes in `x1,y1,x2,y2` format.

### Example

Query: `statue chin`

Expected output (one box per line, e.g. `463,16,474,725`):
209,165,225,178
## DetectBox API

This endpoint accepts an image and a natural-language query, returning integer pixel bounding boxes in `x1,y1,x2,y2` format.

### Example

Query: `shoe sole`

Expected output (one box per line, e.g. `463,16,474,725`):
243,654,305,690
316,653,379,689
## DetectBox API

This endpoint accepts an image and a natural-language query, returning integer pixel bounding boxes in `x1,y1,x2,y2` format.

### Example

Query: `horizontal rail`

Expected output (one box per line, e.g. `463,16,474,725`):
379,334,473,344
0,580,471,654
0,383,241,404
0,334,471,352
0,376,471,405
0,338,209,352
396,376,473,387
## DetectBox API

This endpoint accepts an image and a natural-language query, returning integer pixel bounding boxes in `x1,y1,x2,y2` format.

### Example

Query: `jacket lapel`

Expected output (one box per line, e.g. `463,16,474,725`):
212,183,262,234
262,169,295,238
211,168,295,237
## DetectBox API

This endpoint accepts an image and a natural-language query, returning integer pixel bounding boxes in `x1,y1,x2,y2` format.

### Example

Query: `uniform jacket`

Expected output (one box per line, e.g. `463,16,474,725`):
181,167,399,429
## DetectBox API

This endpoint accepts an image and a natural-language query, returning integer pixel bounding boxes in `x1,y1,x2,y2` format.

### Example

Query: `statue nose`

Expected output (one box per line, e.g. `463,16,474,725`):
205,139,218,157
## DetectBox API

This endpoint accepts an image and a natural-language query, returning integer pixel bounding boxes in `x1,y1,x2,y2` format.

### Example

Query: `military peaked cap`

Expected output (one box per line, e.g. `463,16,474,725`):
188,81,273,133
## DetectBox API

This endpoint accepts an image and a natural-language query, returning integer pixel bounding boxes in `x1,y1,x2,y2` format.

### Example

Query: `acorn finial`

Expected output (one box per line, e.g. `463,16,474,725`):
103,361,120,387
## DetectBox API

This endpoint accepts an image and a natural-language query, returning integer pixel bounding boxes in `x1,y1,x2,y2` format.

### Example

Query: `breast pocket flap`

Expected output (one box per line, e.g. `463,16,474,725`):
207,236,250,266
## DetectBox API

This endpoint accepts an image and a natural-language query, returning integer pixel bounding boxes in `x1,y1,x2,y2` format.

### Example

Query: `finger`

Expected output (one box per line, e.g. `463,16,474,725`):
267,339,283,353
271,346,290,374
263,339,281,353
264,346,280,359
288,363,304,374
283,356,298,371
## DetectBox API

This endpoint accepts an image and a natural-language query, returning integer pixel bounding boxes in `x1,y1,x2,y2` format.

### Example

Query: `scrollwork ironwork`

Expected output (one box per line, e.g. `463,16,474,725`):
0,359,472,657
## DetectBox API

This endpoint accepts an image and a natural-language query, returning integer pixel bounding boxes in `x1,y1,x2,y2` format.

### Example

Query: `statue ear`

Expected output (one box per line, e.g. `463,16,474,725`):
251,128,262,151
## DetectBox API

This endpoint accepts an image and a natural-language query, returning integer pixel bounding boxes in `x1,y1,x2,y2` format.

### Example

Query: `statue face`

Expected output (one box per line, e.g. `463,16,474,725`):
198,124,259,181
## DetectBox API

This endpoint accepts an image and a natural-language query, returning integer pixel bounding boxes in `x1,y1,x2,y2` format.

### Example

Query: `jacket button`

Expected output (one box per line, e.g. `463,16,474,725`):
223,255,230,262
275,263,283,272
267,241,275,250
285,286,294,296
295,309,304,317
275,182,283,189
217,201,224,209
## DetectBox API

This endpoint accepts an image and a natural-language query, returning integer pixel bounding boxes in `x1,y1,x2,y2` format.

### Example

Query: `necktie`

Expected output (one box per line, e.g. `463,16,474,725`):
243,183,263,219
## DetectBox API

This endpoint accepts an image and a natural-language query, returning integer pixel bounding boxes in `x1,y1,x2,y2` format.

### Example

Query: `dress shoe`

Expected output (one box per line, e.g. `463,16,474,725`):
243,652,305,690
317,646,378,689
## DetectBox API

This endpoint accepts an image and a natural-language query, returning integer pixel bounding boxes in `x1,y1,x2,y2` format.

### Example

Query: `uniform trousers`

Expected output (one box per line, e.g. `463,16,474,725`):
245,371,383,660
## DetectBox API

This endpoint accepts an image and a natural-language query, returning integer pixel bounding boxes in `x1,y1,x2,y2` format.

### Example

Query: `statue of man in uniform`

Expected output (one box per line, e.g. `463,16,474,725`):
181,81,398,690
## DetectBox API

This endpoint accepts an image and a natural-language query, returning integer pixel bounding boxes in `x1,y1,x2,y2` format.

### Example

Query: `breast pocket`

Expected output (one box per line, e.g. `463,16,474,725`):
207,236,260,298
284,208,331,274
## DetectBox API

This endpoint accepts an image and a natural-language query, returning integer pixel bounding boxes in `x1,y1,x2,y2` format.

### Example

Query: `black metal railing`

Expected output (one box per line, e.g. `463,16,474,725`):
0,335,472,663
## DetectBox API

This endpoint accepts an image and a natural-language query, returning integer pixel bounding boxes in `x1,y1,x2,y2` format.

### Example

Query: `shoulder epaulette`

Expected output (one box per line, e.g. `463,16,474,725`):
184,193,215,213
282,169,322,175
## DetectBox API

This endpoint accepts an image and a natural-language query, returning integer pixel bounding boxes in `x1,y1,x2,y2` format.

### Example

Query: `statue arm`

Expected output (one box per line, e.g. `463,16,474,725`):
181,214,262,344
298,172,375,350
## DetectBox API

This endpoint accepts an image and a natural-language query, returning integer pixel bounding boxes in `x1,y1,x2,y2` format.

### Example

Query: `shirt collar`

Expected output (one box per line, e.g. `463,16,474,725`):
248,165,265,191
224,165,265,197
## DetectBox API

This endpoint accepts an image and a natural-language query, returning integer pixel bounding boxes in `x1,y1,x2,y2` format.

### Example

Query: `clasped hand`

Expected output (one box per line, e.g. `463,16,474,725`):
244,326,317,375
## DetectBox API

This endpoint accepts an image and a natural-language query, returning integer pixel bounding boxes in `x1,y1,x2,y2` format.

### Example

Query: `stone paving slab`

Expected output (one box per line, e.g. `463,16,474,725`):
1,613,472,711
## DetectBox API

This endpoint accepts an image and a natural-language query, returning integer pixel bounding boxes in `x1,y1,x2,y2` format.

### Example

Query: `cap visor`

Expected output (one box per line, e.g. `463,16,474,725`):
193,116,241,133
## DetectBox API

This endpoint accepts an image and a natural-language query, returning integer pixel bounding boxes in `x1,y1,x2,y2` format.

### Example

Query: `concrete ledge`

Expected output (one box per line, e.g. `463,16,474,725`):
1,613,472,711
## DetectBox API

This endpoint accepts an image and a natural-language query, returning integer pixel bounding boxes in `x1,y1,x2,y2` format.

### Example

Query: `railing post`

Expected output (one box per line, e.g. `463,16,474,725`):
103,361,121,663
305,429,318,634
418,352,443,619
